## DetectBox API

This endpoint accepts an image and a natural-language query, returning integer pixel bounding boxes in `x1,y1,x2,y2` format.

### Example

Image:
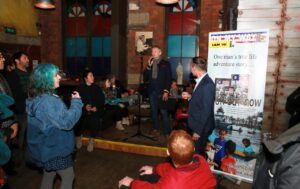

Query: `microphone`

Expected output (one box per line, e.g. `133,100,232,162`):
149,57,154,66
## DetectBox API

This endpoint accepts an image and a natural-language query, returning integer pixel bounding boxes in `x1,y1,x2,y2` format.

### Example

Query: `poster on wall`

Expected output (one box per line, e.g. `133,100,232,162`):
135,31,153,55
207,29,269,181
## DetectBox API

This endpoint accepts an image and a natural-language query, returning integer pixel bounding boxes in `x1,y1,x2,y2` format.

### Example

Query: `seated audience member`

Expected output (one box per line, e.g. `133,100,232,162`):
213,129,227,169
98,77,128,130
253,123,300,189
107,74,128,99
172,91,190,130
118,130,216,189
76,69,105,152
220,140,236,175
167,80,180,120
177,91,190,112
108,74,130,125
185,81,195,95
169,80,180,99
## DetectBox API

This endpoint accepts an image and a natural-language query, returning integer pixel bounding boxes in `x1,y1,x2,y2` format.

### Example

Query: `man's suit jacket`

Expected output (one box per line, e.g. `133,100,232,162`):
188,74,216,136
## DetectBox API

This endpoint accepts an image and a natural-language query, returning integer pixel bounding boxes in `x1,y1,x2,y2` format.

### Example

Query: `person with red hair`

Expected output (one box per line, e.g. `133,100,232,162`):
118,130,216,189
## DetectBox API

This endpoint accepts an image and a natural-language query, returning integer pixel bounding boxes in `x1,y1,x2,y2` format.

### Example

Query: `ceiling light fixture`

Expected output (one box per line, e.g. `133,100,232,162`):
34,0,55,9
156,0,179,5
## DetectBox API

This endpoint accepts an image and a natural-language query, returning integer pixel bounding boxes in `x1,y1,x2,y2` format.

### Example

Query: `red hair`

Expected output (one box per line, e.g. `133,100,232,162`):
168,130,194,166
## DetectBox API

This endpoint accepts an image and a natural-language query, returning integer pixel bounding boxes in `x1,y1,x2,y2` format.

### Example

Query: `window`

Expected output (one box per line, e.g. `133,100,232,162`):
64,0,112,76
167,0,199,83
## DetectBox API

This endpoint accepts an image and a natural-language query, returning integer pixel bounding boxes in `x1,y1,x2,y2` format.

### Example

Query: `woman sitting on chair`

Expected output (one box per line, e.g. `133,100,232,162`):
98,77,129,131
75,69,105,152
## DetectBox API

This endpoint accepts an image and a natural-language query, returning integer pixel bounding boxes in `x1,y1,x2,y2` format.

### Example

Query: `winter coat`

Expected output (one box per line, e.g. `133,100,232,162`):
253,123,300,189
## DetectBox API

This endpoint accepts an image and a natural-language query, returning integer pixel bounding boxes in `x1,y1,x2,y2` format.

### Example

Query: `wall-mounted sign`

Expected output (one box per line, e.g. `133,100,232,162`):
4,27,16,34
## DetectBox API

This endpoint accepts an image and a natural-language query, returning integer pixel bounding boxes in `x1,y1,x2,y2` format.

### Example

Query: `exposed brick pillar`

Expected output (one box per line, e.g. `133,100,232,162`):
127,0,166,88
199,0,223,58
38,1,63,69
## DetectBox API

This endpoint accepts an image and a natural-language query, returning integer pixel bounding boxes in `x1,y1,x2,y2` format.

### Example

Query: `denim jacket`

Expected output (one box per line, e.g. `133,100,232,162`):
26,94,83,167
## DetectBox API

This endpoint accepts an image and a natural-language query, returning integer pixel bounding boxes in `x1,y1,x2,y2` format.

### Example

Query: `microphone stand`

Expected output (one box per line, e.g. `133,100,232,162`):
123,55,156,141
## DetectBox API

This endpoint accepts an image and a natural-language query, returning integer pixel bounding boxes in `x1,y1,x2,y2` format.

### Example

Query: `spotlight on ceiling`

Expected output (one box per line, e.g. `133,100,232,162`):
156,0,179,5
34,0,55,9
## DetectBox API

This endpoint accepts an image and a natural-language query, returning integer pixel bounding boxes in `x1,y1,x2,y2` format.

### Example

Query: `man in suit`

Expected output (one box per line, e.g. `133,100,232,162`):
143,46,172,136
188,57,215,156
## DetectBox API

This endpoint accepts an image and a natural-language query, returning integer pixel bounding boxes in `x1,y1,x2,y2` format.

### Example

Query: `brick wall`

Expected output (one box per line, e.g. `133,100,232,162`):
127,0,166,87
39,1,63,69
199,0,223,57
35,0,222,86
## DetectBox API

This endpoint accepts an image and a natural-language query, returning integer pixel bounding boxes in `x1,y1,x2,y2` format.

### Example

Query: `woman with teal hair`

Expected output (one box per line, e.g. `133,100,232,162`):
26,63,83,189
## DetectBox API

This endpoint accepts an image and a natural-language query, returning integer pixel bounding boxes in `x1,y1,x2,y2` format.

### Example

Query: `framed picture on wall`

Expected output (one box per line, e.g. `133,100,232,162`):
135,31,153,55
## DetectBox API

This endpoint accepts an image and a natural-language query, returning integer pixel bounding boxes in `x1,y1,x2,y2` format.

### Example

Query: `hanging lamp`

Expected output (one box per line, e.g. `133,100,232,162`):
156,0,179,4
34,0,55,9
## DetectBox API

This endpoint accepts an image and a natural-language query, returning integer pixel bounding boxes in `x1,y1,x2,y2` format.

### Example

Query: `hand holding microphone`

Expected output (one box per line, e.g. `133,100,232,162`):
148,56,154,67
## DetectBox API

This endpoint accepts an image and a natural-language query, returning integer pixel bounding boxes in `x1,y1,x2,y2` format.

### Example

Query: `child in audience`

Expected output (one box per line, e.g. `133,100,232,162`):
221,140,236,175
169,80,180,99
213,129,227,169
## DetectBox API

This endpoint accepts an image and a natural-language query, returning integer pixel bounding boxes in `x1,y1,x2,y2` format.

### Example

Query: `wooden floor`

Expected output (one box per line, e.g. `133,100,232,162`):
9,148,164,189
7,119,252,189
8,148,252,189
96,118,169,147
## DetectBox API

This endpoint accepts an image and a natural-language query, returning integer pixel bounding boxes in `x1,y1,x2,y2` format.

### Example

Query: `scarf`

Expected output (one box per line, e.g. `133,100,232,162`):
152,58,161,79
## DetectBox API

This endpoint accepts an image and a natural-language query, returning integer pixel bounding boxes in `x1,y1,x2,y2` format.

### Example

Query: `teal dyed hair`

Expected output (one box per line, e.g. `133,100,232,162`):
29,63,59,97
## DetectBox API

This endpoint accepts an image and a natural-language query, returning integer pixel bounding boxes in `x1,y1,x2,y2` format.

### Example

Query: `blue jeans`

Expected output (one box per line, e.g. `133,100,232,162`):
149,91,171,134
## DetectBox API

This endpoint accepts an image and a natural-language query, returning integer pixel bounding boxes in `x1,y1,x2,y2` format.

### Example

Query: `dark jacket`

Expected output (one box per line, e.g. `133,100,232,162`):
77,83,105,115
188,74,215,135
285,87,300,128
5,69,30,114
143,59,172,95
26,94,83,167
253,123,300,189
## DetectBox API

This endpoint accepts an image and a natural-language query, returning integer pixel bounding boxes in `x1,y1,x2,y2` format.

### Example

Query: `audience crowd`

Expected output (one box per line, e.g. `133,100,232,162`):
0,48,299,189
